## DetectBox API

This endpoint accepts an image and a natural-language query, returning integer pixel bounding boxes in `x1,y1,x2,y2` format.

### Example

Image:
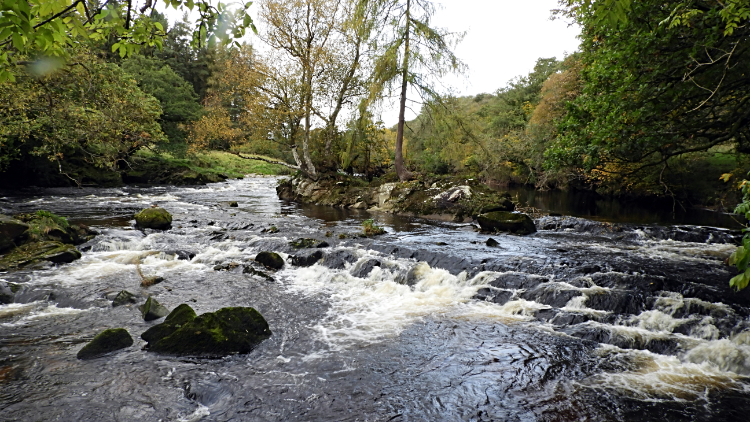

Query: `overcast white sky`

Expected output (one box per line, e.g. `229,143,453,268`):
160,0,580,125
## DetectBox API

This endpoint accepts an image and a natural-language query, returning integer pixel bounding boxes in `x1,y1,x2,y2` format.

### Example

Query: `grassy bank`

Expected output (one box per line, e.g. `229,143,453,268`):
133,150,289,179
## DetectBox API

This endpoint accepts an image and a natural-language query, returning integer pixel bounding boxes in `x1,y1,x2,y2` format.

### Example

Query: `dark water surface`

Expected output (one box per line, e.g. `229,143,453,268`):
506,186,744,229
0,177,749,421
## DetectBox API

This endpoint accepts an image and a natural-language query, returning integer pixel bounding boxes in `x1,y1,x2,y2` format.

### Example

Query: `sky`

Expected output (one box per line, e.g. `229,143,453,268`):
159,0,581,125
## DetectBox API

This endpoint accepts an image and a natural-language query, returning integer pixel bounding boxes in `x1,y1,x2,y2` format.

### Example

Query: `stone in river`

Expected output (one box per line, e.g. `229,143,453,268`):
134,207,172,230
141,304,197,343
77,328,134,360
476,211,536,235
144,307,271,357
0,215,29,253
255,251,284,270
290,250,324,267
112,290,137,307
139,296,170,321
0,241,81,271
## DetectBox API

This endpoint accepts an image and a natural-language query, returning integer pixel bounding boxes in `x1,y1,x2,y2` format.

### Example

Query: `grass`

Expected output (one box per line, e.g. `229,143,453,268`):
134,150,290,178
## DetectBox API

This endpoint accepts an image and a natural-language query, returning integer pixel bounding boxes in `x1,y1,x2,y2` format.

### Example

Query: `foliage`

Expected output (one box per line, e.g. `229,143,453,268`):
0,0,254,83
727,175,750,290
121,54,203,148
548,0,750,196
362,218,385,236
0,48,165,182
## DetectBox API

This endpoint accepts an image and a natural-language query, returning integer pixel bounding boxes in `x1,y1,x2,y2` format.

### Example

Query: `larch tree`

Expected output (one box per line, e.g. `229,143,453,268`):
366,0,464,181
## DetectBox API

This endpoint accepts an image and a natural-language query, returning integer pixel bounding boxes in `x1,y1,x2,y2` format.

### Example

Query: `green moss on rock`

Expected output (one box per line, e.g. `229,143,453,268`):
0,215,29,252
255,251,284,270
139,296,170,321
134,207,172,230
146,307,271,357
77,328,133,360
476,211,536,235
112,290,137,307
141,303,197,343
0,241,81,271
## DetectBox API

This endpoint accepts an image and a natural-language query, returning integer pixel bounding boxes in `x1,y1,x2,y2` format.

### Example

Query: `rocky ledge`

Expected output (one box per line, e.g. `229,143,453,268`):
277,175,519,223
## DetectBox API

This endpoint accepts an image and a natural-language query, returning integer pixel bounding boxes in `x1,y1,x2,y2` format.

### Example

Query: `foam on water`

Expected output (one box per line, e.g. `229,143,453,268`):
1,304,88,327
580,345,748,401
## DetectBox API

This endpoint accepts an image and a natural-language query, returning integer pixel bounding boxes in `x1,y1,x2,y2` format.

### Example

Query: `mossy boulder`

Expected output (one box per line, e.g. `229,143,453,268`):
0,241,81,271
289,238,328,249
134,207,172,230
476,211,536,235
255,251,284,270
141,303,197,343
144,307,272,357
112,290,137,307
77,328,133,360
139,296,170,321
0,215,29,252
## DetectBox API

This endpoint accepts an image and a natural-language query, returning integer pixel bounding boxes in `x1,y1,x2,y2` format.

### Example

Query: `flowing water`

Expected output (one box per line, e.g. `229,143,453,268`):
0,177,749,421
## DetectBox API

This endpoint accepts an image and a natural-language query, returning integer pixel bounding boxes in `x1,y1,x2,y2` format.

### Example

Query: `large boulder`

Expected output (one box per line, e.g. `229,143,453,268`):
144,306,272,357
134,207,172,230
139,296,169,321
290,250,324,267
77,328,133,360
0,241,81,271
141,304,197,343
0,215,29,253
255,251,284,270
476,211,536,235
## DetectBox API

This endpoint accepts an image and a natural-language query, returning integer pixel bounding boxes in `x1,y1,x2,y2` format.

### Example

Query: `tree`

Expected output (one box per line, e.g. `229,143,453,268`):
366,0,464,181
0,48,165,185
0,0,254,82
548,0,750,195
122,54,203,148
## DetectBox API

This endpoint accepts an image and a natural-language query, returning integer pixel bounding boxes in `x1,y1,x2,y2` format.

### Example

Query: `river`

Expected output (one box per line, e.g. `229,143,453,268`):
0,176,749,421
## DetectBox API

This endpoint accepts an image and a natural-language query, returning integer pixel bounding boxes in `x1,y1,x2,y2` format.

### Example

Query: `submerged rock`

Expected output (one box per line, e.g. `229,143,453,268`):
77,328,133,360
0,215,29,252
476,211,536,235
351,259,381,278
486,238,500,247
134,207,172,230
0,281,15,304
255,251,284,270
112,290,137,307
0,241,81,271
139,296,169,321
144,306,272,357
141,304,197,344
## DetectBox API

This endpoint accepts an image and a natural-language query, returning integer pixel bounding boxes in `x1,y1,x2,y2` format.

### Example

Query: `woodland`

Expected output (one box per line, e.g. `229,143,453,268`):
0,1,749,222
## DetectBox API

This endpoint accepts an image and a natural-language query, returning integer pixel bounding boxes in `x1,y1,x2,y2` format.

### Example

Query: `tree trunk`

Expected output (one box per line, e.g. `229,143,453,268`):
395,0,413,182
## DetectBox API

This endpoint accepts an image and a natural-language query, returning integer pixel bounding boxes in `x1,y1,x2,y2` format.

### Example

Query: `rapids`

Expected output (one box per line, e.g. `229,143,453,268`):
0,176,749,421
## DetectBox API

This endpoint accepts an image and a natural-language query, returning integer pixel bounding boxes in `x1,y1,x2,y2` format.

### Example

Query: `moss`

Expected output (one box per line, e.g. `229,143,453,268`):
146,307,271,357
0,241,81,271
141,303,197,343
255,251,284,270
289,238,328,249
362,219,385,236
134,207,172,230
112,290,137,307
77,328,133,360
139,296,170,321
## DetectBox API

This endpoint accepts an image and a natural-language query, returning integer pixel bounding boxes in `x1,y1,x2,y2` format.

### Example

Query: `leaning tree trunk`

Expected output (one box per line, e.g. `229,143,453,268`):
394,0,413,182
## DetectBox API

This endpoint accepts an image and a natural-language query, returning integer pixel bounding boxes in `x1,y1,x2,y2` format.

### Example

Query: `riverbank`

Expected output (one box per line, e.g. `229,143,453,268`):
0,150,289,188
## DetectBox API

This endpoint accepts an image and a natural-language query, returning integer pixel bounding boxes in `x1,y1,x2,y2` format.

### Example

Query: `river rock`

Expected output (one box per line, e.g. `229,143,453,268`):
478,197,515,214
290,250,323,267
289,238,328,249
112,290,137,307
255,251,284,270
0,281,15,304
0,241,81,271
141,304,197,343
76,328,134,360
134,207,172,230
486,238,500,247
0,215,29,252
144,307,272,357
229,201,239,207
476,211,536,235
351,259,381,278
139,296,170,321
